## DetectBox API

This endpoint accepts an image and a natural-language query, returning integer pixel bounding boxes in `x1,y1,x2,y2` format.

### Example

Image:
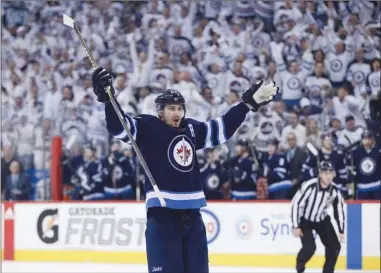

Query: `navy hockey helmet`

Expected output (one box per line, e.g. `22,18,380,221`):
321,131,332,140
362,130,374,139
319,161,334,172
236,139,250,148
269,138,280,147
155,89,185,107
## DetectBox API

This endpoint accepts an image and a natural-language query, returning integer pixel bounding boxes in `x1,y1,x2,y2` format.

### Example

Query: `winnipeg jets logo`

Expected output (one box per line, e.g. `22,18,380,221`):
331,59,343,72
360,157,376,175
168,135,195,172
353,71,365,83
207,174,220,190
176,139,192,165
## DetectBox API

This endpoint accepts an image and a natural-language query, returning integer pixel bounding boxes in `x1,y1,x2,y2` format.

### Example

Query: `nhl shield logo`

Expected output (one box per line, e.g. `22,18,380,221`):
168,135,195,172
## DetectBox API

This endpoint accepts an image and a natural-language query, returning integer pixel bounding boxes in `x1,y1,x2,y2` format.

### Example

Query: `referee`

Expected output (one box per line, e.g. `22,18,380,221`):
291,161,345,273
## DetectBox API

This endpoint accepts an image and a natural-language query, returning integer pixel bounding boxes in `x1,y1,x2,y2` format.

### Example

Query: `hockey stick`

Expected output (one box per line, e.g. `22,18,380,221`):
63,14,166,207
344,135,356,199
306,142,320,176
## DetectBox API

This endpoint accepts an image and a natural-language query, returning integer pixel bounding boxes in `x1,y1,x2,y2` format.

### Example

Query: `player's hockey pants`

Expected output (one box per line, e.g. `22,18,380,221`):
296,217,341,273
145,207,209,273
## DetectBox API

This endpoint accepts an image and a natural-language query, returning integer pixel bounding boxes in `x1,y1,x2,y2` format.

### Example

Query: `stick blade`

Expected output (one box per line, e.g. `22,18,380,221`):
63,13,75,28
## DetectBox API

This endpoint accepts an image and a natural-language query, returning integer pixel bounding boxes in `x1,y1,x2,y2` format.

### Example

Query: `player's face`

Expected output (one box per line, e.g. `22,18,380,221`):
362,137,373,148
323,137,333,149
320,170,335,186
162,104,185,128
268,144,276,155
234,145,242,156
84,148,94,160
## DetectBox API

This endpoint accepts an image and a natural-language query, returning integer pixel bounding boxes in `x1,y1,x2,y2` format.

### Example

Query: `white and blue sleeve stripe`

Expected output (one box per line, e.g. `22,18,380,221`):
204,118,227,148
113,114,137,142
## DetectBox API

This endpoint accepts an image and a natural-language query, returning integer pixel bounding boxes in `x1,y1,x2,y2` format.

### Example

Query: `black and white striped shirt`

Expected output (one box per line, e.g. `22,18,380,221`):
291,178,345,233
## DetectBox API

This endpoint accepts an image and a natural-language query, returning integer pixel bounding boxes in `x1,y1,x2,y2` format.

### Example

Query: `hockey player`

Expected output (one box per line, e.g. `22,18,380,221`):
75,143,104,201
302,132,349,196
230,140,257,200
199,148,227,200
291,161,345,273
262,139,292,199
92,67,278,273
352,131,381,200
101,140,135,200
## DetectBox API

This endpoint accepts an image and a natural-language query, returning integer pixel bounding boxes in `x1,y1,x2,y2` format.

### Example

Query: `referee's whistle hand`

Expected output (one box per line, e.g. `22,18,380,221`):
292,228,303,238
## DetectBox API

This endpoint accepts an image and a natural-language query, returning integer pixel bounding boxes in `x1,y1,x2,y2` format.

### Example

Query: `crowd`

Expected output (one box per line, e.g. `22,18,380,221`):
1,0,380,201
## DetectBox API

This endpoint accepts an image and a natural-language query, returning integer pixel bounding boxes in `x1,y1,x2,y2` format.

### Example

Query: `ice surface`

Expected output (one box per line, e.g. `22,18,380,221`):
2,261,378,273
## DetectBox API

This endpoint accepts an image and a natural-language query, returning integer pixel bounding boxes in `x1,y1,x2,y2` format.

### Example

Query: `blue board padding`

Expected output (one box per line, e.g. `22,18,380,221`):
347,204,362,269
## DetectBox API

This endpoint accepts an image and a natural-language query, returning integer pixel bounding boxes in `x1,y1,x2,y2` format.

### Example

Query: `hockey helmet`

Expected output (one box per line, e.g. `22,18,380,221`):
236,139,250,148
362,130,374,139
155,89,186,120
155,89,185,107
319,161,334,172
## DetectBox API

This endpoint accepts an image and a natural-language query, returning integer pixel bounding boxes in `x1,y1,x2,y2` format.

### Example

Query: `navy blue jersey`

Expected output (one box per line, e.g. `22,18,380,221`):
263,154,291,184
75,160,103,199
353,146,381,191
302,149,348,186
230,156,256,197
199,161,226,200
105,101,250,209
101,152,135,195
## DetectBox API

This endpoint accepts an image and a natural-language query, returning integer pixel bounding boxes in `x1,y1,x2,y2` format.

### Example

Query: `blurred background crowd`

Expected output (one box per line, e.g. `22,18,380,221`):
1,0,380,201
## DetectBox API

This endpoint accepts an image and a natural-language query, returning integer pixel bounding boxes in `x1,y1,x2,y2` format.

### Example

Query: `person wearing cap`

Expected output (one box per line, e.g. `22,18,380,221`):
302,132,349,197
229,140,257,200
298,97,323,126
337,115,365,149
291,161,345,273
261,138,292,199
74,143,104,201
351,131,381,200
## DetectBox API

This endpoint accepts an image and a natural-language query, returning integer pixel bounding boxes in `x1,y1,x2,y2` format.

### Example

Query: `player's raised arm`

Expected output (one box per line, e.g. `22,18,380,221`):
92,67,138,143
192,81,279,150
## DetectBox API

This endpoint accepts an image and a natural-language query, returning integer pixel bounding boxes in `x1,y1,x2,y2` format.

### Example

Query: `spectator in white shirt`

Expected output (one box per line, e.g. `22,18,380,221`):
347,48,371,97
332,86,366,128
280,111,307,151
337,115,365,148
305,62,332,106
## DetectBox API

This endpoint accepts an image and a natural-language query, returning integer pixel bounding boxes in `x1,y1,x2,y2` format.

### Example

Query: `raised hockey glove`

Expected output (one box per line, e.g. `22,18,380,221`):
92,67,115,103
242,81,279,112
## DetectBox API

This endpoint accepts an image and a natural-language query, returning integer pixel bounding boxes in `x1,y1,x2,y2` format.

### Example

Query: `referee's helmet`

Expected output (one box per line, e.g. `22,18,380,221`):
319,161,334,172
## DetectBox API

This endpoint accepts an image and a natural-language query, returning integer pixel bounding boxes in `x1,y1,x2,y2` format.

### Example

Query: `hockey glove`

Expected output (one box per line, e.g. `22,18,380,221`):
242,81,279,112
91,67,115,103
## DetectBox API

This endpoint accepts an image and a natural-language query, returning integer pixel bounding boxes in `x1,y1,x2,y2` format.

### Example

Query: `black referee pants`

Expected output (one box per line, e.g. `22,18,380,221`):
296,217,341,273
